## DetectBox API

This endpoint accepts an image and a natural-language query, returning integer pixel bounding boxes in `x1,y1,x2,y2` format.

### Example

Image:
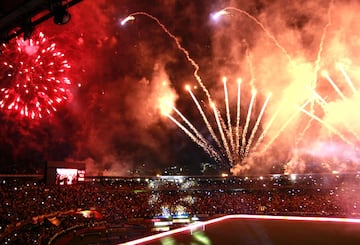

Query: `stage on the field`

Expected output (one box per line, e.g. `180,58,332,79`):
123,215,360,245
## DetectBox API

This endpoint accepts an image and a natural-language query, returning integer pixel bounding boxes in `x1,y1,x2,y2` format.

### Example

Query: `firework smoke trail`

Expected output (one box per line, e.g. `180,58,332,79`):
312,0,334,89
214,7,292,63
308,87,360,141
216,104,231,150
299,108,354,147
169,103,221,160
170,104,208,146
235,78,242,162
167,113,221,162
245,45,256,88
240,89,257,156
211,102,233,165
259,97,314,155
187,86,222,149
338,63,357,94
244,92,271,158
120,15,135,25
223,77,235,153
298,1,333,142
308,86,328,107
121,12,212,102
322,70,346,100
320,68,360,140
252,101,280,153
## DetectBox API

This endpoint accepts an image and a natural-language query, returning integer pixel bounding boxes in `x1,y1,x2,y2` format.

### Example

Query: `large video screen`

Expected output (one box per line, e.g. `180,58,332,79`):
46,161,86,185
55,168,85,185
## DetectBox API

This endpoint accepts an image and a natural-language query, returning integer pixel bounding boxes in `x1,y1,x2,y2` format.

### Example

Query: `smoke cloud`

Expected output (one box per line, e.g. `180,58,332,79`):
1,0,360,175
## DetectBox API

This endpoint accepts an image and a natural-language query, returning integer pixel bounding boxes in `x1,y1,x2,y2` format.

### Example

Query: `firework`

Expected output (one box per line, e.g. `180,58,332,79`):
169,102,221,161
296,1,333,144
337,63,357,94
322,70,346,100
223,77,235,154
120,12,213,104
308,68,360,141
240,89,257,156
259,97,314,155
210,10,227,21
244,92,271,158
300,107,353,147
186,86,222,149
235,78,242,160
211,101,233,165
168,77,275,167
120,15,135,26
0,32,72,119
212,7,292,63
122,6,359,173
166,112,221,162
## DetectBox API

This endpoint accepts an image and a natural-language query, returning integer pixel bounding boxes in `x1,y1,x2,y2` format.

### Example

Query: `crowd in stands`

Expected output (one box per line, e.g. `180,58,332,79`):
1,173,360,244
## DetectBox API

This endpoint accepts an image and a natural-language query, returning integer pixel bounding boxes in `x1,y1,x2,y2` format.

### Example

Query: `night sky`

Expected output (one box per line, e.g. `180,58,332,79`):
1,0,360,176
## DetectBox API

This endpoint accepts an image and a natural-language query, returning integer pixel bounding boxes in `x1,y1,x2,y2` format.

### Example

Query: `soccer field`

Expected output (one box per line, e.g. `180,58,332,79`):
123,215,360,245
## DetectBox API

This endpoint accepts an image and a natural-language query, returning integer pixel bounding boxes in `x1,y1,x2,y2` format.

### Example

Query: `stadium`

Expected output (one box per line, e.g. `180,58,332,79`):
2,0,360,244
1,172,360,244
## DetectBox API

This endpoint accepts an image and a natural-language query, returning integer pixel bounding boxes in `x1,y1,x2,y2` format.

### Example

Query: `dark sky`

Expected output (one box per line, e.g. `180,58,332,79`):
1,0,360,176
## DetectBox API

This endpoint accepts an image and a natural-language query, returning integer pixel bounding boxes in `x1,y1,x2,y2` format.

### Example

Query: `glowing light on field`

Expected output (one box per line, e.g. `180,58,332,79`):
193,231,211,245
122,214,360,245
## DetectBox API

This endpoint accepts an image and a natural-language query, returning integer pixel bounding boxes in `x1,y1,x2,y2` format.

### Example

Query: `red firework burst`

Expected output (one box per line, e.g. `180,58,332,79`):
0,32,72,119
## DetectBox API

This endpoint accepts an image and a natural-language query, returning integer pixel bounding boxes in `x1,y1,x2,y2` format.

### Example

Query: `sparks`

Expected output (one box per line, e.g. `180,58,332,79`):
0,32,72,119
322,70,346,100
223,77,235,153
120,15,135,26
121,11,213,105
210,10,228,21
240,89,257,156
171,78,273,167
235,78,242,161
214,7,292,63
